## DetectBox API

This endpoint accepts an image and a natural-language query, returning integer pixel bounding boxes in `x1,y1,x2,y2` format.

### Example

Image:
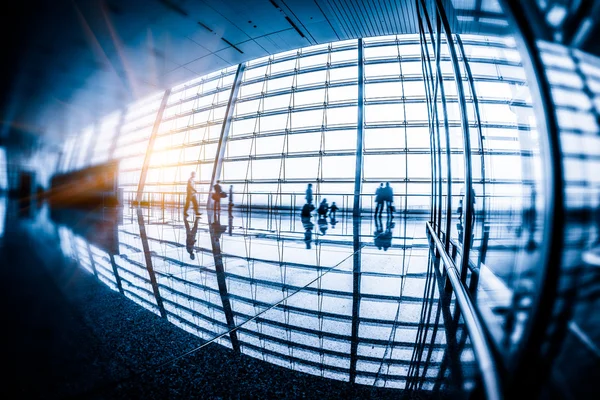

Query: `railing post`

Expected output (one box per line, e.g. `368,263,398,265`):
136,89,171,204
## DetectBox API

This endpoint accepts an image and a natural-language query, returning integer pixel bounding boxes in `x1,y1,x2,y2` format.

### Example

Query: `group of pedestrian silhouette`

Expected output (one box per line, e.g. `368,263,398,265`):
184,171,233,220
374,182,395,220
301,183,341,248
183,173,398,254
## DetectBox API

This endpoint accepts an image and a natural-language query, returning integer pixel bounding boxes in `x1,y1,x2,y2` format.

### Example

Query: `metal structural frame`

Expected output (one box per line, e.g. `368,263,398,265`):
352,39,365,218
207,63,246,209
434,0,475,283
136,89,171,204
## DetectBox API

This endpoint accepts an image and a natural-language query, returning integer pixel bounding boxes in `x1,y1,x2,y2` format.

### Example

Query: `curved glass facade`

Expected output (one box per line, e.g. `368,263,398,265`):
45,3,600,398
56,33,539,217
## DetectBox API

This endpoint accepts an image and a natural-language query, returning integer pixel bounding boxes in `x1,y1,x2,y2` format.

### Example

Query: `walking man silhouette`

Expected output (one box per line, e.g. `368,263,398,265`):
184,171,201,216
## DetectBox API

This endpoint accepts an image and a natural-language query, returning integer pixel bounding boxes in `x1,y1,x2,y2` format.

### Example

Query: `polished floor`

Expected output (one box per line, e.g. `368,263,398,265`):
0,197,534,399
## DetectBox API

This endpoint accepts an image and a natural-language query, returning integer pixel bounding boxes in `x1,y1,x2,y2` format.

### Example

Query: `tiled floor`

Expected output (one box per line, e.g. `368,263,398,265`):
1,199,499,398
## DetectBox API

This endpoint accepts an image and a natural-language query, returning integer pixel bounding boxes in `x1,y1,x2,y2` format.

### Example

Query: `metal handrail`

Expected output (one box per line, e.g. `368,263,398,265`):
426,221,502,400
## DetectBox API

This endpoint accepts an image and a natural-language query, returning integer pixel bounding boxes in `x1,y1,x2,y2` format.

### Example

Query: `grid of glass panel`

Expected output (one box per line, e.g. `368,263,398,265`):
53,33,553,216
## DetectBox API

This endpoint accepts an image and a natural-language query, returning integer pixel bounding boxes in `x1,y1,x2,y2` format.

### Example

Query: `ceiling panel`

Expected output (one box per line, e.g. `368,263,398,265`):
2,0,513,144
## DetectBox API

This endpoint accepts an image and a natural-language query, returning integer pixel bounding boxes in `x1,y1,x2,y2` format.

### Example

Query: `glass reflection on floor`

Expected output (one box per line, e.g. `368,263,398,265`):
50,205,497,394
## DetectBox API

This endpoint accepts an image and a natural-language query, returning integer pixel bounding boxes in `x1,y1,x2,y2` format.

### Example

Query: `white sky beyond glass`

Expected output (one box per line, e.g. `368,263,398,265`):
59,33,535,211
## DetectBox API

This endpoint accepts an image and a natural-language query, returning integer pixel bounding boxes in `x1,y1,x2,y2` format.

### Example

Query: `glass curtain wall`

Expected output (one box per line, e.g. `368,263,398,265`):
223,40,359,211
143,67,238,206
55,32,548,217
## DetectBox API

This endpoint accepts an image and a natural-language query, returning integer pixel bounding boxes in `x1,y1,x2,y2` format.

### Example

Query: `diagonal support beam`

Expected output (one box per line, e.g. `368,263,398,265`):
136,89,171,204
208,64,246,209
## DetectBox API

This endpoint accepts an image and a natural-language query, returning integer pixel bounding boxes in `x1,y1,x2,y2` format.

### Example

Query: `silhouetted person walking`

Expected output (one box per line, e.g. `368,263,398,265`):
184,171,201,216
301,202,315,218
317,198,329,218
329,202,339,220
375,183,384,217
383,182,394,219
305,183,313,205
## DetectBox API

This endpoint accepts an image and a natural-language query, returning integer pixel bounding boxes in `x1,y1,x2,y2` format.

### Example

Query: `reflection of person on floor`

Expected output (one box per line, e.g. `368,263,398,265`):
375,183,384,217
330,217,337,229
301,202,315,218
211,180,226,218
374,214,384,236
305,183,313,205
184,171,201,216
318,215,328,235
329,202,339,220
301,216,314,249
317,198,329,218
184,216,199,260
210,219,227,240
374,216,394,251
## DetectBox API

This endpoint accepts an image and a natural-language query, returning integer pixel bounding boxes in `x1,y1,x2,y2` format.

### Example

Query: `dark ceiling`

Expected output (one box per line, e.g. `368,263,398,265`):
0,0,597,150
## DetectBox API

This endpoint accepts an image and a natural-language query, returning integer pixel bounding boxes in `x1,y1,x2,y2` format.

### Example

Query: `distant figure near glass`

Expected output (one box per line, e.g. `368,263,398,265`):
305,183,313,205
329,202,339,220
301,202,315,218
317,198,329,218
457,185,476,245
184,171,201,216
228,185,234,215
211,180,226,217
383,182,394,219
375,183,384,217
184,216,199,260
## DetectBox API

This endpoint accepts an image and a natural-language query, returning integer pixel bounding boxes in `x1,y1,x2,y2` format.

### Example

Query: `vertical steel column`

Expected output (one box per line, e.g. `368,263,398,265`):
353,39,365,218
431,12,454,252
208,63,246,210
417,0,438,226
349,217,361,384
136,89,171,204
435,0,474,282
418,0,445,237
456,35,487,268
